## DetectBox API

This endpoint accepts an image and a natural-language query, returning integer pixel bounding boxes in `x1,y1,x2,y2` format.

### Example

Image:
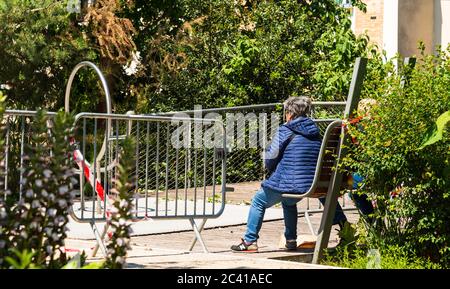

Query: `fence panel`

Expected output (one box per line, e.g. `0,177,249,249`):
69,113,227,223
150,101,357,216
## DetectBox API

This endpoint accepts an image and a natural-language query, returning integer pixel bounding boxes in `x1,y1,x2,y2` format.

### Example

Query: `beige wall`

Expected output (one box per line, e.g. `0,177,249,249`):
434,0,450,49
398,0,434,57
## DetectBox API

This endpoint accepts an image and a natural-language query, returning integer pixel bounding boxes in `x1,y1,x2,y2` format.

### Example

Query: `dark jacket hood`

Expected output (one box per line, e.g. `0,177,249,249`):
285,117,320,138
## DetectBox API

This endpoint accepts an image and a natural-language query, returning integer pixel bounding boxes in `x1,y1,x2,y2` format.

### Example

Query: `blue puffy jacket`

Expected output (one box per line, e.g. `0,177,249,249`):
261,117,321,194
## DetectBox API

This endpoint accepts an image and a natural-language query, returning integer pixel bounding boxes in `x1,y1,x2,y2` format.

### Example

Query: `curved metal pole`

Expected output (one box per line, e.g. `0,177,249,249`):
65,61,112,176
65,61,112,114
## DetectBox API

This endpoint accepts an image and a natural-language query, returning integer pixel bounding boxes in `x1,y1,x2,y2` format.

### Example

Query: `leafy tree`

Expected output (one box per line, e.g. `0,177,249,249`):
1,0,373,114
0,0,136,113
133,0,371,113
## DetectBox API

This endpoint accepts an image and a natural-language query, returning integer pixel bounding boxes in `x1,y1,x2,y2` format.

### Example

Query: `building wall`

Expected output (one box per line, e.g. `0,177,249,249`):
353,0,384,49
398,0,434,57
434,0,450,49
383,0,399,59
351,0,450,57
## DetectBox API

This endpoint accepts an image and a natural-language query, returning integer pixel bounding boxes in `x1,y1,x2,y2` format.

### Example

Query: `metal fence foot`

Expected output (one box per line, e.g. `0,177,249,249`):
304,212,319,237
188,218,208,253
91,221,108,258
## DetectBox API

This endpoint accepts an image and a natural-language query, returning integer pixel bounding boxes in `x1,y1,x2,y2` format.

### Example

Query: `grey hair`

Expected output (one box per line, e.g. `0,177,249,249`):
283,96,312,119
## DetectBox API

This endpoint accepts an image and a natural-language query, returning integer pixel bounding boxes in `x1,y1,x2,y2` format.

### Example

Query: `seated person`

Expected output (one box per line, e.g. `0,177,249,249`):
231,96,322,252
231,97,376,253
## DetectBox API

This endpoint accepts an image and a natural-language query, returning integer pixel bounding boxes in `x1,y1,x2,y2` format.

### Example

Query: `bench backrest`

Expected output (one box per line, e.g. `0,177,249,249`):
311,120,343,198
281,119,343,200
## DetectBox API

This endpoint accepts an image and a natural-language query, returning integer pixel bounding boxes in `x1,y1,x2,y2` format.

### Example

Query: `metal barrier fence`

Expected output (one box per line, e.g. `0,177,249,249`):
1,109,227,255
151,102,346,183
70,112,227,222
150,101,358,236
1,110,58,201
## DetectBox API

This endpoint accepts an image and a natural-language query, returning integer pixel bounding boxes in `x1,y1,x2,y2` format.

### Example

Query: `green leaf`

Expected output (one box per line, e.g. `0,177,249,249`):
5,249,36,269
419,111,450,149
62,253,81,269
81,261,105,269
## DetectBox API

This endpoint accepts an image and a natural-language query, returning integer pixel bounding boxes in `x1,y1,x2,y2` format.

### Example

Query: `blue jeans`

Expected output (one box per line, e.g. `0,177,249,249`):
243,185,364,244
350,173,374,216
244,186,299,243
318,197,348,225
319,173,374,225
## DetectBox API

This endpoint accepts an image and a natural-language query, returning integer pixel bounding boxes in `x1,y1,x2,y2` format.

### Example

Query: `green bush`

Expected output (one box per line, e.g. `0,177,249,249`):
0,106,136,268
0,108,78,268
324,244,441,269
105,137,136,269
342,47,450,267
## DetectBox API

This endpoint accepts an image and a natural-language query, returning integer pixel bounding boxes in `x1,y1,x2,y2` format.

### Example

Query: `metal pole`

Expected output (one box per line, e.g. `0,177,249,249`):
312,57,367,264
65,61,112,180
18,116,25,200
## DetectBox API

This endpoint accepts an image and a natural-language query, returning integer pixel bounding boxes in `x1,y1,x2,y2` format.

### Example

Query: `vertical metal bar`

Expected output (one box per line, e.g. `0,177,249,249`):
4,117,10,198
92,118,97,220
185,122,192,215
211,146,217,215
193,147,198,216
103,118,109,219
164,124,169,217
155,123,160,217
344,57,368,119
91,221,110,258
135,121,140,218
184,128,189,216
144,122,150,217
47,120,53,158
174,127,180,216
81,118,86,219
115,119,119,191
18,116,25,200
90,221,108,258
261,111,267,181
203,147,207,215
